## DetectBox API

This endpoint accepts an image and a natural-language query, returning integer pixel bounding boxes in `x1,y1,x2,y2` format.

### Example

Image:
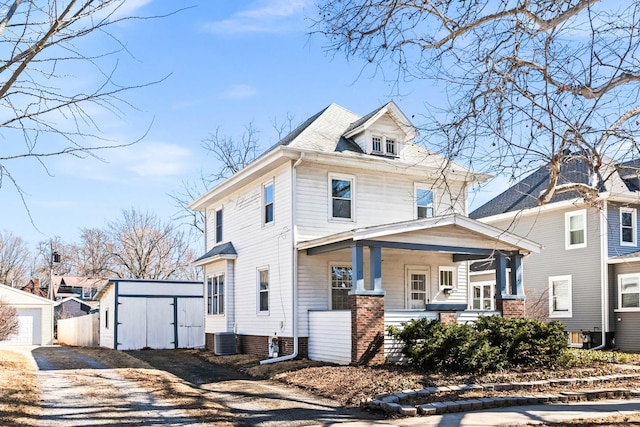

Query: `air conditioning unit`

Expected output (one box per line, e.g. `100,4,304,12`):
213,332,236,355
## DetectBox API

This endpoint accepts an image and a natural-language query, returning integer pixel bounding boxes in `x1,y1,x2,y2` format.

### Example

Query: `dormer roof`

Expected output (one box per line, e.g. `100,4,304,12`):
343,101,417,141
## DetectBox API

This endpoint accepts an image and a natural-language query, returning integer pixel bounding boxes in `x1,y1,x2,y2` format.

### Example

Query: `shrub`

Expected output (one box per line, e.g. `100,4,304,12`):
388,316,568,374
0,298,19,341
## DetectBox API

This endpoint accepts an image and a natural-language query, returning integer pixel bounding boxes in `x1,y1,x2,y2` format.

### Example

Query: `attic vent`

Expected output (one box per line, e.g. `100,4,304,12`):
213,332,236,355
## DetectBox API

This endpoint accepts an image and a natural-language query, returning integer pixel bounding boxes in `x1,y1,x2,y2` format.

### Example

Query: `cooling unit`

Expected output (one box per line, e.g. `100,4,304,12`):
213,332,236,355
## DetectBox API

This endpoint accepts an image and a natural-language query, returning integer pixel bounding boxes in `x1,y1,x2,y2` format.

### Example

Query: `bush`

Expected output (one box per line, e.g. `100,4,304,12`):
388,316,568,374
0,298,19,341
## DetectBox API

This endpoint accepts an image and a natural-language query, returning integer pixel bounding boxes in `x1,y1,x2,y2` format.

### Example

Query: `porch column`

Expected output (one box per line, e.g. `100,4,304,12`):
496,252,526,319
509,254,525,297
351,244,365,291
369,245,382,292
495,252,508,297
350,294,385,365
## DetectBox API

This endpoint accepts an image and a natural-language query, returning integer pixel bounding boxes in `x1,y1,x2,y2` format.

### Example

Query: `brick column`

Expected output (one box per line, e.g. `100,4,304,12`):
439,312,458,324
350,294,385,365
496,298,526,319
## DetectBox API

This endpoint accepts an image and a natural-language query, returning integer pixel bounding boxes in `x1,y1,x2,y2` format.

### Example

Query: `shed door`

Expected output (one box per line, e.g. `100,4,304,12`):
118,297,174,350
177,298,205,348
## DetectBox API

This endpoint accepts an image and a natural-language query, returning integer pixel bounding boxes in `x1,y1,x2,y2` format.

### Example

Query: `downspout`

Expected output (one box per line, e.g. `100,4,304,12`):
261,152,304,364
591,200,608,350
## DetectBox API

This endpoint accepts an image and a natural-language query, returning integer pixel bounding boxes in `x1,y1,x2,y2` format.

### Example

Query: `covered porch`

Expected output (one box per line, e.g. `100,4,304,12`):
298,214,541,365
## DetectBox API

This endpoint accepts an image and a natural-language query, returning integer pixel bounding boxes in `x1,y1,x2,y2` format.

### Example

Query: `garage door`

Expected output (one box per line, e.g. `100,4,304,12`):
3,308,41,345
117,297,174,350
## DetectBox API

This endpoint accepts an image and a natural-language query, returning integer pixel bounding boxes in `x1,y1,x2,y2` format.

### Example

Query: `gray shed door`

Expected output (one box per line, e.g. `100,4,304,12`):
117,297,174,350
4,308,41,345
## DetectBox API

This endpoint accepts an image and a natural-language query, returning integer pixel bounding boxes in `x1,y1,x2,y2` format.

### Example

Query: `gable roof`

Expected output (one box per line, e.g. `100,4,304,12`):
0,283,55,305
470,158,608,219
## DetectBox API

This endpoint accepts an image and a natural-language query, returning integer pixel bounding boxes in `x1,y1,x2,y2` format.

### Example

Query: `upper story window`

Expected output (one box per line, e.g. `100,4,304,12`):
258,267,269,313
620,208,636,246
264,182,274,225
215,209,223,243
330,265,352,310
371,135,399,157
207,274,224,315
372,136,382,153
329,174,354,220
618,273,640,310
549,275,572,317
565,210,586,249
416,187,434,219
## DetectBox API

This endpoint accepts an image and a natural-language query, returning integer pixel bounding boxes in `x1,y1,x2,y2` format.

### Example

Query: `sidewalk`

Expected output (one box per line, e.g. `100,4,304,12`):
338,398,640,426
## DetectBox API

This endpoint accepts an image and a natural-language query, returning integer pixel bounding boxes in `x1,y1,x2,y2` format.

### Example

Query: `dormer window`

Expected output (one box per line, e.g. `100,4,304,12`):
370,135,400,157
386,139,396,155
372,136,382,153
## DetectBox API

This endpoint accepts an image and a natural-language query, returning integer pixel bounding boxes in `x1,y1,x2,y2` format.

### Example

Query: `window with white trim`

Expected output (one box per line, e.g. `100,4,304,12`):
372,136,382,153
263,182,274,225
565,210,586,249
215,209,223,243
330,265,352,310
438,266,456,289
329,174,354,220
416,187,434,219
618,273,640,309
472,282,494,310
386,138,396,155
82,287,93,300
258,268,269,313
409,272,428,309
370,135,399,156
207,274,224,315
620,208,636,246
549,275,572,317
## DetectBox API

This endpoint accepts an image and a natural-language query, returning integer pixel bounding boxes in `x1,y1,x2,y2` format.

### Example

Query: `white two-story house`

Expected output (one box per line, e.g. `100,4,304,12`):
190,102,540,365
471,158,640,351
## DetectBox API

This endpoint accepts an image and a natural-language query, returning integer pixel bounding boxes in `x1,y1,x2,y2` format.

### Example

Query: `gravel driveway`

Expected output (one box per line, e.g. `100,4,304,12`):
22,346,379,426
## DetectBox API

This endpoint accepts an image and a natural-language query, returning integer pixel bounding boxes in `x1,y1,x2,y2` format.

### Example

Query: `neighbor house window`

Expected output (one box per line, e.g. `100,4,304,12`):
565,210,586,249
549,275,572,317
215,209,223,243
472,282,494,310
372,136,382,153
618,273,640,309
620,208,636,246
207,274,224,315
330,265,352,310
264,182,274,225
258,268,269,313
416,188,434,219
439,266,456,289
330,174,354,220
82,287,92,300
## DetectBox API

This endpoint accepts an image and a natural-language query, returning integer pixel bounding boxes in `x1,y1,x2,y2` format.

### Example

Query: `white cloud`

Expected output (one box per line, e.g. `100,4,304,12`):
203,0,312,35
219,84,257,100
123,142,192,177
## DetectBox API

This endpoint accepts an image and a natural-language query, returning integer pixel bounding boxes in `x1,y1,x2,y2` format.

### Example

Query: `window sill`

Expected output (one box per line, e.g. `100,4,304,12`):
257,311,270,316
206,313,225,317
565,245,587,250
614,308,640,313
549,312,572,318
620,242,637,247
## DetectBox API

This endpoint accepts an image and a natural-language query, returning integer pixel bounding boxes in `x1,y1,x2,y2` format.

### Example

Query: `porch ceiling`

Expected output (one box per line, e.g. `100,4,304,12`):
298,213,541,257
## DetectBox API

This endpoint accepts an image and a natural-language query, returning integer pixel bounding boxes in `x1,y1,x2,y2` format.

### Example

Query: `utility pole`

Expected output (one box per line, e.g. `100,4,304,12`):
48,241,60,300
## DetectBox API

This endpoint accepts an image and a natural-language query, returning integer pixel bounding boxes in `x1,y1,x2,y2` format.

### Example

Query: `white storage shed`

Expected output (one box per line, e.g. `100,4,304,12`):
0,283,54,345
97,279,205,350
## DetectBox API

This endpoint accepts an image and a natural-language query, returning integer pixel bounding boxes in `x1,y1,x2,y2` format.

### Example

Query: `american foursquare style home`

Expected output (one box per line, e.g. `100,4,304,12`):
189,102,541,365
471,158,640,352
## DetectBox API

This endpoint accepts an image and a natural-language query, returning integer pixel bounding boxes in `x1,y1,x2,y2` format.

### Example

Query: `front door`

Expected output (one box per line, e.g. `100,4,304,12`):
406,268,430,309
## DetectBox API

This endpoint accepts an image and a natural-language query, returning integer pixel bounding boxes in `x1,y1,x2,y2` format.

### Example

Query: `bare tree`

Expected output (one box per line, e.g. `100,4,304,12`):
108,208,197,280
0,298,19,340
0,1,173,206
68,228,114,278
0,230,30,286
315,1,640,203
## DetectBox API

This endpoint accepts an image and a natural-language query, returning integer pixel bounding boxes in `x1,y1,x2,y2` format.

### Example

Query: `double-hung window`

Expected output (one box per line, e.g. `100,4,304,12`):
416,187,434,219
215,209,223,243
439,266,456,289
565,210,586,249
258,268,269,313
386,138,396,155
330,174,354,220
549,275,572,317
620,208,636,246
264,182,274,225
207,274,224,315
372,136,382,153
330,265,352,310
472,282,494,310
618,274,640,309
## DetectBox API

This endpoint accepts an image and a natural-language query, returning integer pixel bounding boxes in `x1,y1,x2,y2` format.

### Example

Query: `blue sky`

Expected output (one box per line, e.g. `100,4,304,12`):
3,0,492,249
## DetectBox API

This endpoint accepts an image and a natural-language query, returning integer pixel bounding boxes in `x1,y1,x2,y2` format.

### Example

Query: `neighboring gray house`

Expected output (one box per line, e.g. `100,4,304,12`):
190,101,541,365
471,158,640,351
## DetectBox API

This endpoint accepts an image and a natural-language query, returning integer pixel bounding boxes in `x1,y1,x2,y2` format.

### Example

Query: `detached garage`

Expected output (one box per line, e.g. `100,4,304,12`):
0,283,54,345
97,279,205,350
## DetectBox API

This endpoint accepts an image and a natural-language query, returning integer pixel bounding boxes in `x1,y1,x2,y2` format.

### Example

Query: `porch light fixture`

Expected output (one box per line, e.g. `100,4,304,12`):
442,287,453,296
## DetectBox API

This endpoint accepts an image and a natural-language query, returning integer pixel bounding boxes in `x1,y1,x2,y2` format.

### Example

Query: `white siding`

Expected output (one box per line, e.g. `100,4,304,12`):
384,311,438,363
99,284,116,348
0,284,54,346
204,162,294,338
308,310,351,365
118,281,202,297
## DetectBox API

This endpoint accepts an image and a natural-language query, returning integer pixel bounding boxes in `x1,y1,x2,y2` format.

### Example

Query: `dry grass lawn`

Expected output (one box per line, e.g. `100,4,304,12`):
0,350,40,427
